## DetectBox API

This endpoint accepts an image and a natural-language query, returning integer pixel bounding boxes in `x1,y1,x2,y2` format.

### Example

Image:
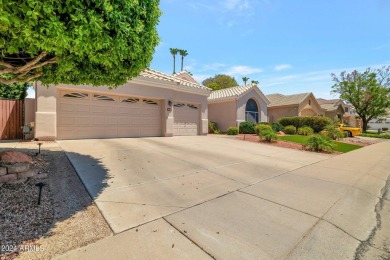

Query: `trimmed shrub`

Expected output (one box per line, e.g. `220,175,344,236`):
297,126,314,136
382,127,389,131
323,124,344,140
305,135,335,152
254,124,272,135
214,129,222,134
227,127,239,135
271,123,284,132
239,121,256,134
283,125,297,135
258,129,278,142
279,116,331,133
208,121,218,134
359,133,390,139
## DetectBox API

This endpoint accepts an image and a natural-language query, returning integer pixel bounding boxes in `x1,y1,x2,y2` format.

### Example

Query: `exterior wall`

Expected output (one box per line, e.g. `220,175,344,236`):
268,106,299,123
208,100,237,132
298,96,323,116
35,81,209,139
236,90,268,125
24,98,36,139
325,107,344,122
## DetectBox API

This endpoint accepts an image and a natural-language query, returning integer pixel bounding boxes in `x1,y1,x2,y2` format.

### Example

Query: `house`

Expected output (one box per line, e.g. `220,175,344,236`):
33,69,211,140
317,98,360,127
367,109,390,130
266,92,323,123
208,84,270,132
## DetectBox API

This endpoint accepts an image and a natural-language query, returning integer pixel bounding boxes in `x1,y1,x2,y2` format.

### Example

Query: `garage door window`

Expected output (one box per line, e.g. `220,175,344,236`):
94,94,115,101
63,92,89,99
187,104,198,109
121,98,139,103
143,99,158,105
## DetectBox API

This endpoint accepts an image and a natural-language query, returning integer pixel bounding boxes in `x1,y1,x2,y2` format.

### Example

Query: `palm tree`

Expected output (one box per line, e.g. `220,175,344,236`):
242,77,249,86
169,48,179,74
251,80,259,84
179,49,188,71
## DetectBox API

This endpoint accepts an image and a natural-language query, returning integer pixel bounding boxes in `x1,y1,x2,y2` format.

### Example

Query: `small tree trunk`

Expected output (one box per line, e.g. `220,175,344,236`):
362,118,368,132
181,56,184,71
173,56,176,74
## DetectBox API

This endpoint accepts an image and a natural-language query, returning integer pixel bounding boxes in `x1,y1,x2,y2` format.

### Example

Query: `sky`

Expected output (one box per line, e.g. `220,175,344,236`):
150,0,390,99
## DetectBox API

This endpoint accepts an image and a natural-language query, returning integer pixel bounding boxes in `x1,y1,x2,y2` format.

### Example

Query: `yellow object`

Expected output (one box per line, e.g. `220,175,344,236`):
339,124,362,137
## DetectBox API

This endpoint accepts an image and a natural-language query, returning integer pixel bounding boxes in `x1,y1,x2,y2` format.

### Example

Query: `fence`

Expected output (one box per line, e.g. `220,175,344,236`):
0,99,23,140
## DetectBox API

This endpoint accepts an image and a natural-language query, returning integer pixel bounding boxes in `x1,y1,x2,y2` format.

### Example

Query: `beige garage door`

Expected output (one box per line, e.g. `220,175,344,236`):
57,90,161,140
173,103,199,136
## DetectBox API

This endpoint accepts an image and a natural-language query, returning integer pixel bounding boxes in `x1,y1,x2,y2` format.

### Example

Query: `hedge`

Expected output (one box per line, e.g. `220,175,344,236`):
239,121,256,134
279,116,331,133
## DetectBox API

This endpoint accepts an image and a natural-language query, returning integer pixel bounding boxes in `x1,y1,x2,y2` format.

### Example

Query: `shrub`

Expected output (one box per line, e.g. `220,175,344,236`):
323,124,344,140
271,123,284,132
214,129,222,134
208,121,218,134
258,129,278,142
359,133,390,139
297,126,314,136
382,127,389,131
227,127,239,135
254,124,272,135
239,121,256,134
279,116,331,133
283,125,297,135
305,135,335,152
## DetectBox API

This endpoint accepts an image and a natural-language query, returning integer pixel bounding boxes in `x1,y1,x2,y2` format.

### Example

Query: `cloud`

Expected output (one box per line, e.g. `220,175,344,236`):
224,65,263,75
192,74,212,83
274,64,292,71
202,63,226,71
224,0,250,10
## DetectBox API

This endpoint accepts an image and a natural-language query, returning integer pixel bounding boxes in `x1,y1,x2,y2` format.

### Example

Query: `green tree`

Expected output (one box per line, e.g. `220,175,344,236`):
242,76,249,85
0,83,28,100
179,49,188,71
0,0,161,86
169,48,179,74
331,66,390,132
202,74,238,90
251,80,259,84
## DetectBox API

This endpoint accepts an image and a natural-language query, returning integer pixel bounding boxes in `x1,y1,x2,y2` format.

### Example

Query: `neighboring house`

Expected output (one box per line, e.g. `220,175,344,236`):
173,71,199,84
368,109,390,130
266,92,323,123
208,84,270,132
317,98,360,127
34,69,211,140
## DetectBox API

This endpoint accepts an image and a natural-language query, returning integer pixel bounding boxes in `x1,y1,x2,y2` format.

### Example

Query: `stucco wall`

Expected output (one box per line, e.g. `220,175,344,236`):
35,81,209,139
268,106,299,123
298,96,323,116
236,90,268,124
208,100,237,132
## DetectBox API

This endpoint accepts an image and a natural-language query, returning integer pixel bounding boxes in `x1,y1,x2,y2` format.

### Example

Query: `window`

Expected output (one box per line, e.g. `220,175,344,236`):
63,92,88,99
187,104,198,109
245,99,259,123
94,94,115,101
121,98,139,103
309,99,311,105
143,99,158,105
344,107,349,112
173,103,185,107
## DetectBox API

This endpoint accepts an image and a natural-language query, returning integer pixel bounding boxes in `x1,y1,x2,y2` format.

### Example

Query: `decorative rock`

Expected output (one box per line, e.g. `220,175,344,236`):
0,151,33,163
31,173,48,179
0,174,17,183
17,169,39,179
7,163,30,174
0,167,7,176
0,182,3,187
8,178,27,185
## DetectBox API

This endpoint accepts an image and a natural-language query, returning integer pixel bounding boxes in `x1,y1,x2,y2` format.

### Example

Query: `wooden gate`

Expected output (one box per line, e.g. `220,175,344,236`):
0,99,23,140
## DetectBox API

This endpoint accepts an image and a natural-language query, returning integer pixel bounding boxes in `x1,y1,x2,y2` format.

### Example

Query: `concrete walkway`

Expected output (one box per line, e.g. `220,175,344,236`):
54,136,390,259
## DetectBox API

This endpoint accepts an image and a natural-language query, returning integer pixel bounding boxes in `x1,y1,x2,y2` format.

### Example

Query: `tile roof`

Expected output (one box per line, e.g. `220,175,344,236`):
208,84,258,100
139,69,210,91
173,71,199,84
320,103,340,111
266,93,311,107
317,98,340,105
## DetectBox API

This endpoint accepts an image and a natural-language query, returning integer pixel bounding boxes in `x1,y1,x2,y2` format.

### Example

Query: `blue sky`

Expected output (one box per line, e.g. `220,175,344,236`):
150,0,390,99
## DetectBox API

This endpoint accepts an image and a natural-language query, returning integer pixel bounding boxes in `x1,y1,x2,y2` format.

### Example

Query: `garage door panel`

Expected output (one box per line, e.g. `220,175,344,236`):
173,104,199,136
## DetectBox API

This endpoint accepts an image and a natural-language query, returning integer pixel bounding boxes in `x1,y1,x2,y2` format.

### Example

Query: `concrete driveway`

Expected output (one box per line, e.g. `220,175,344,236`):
57,136,390,259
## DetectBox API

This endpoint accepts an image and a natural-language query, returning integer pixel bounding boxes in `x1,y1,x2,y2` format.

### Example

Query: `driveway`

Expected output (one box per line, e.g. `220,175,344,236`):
57,136,390,259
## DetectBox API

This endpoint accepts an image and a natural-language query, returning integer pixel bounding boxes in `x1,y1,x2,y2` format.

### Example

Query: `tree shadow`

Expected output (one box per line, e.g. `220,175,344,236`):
0,145,112,259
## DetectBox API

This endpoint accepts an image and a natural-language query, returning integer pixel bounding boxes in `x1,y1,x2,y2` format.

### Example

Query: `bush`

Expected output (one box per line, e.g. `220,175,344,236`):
239,121,256,134
323,124,344,140
254,124,272,135
359,133,390,139
382,127,389,131
271,123,284,132
214,129,222,134
279,116,331,133
227,127,239,135
283,125,297,135
208,121,218,134
258,129,278,142
297,126,314,136
305,135,335,152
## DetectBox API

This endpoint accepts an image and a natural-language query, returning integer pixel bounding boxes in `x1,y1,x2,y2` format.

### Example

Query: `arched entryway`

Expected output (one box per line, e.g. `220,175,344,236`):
245,98,259,123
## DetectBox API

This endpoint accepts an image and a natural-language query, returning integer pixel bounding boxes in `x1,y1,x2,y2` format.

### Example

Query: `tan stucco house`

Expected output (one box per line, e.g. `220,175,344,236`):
266,92,323,123
317,98,361,127
34,69,211,140
208,84,270,132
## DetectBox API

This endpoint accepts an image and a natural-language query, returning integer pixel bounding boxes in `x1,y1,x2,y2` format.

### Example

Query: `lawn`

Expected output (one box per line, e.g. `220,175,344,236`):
278,135,363,153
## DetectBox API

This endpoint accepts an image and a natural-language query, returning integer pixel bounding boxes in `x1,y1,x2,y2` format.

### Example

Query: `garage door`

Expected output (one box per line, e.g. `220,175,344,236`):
57,90,161,140
173,103,199,136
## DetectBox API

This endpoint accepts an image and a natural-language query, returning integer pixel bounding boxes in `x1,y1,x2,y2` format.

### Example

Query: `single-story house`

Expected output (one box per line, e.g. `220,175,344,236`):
208,84,270,132
33,69,211,140
173,71,199,84
266,92,323,123
317,98,361,127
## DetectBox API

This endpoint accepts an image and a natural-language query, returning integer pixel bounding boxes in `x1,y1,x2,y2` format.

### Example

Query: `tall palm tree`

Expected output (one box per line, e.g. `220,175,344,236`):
169,48,179,74
251,80,259,84
179,49,188,71
242,77,249,86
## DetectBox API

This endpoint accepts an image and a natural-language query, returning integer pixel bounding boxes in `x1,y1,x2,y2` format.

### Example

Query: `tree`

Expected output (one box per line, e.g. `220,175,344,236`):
0,0,161,86
251,80,259,84
179,49,188,71
202,74,238,90
242,77,249,85
331,66,390,132
0,83,28,100
169,48,179,74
